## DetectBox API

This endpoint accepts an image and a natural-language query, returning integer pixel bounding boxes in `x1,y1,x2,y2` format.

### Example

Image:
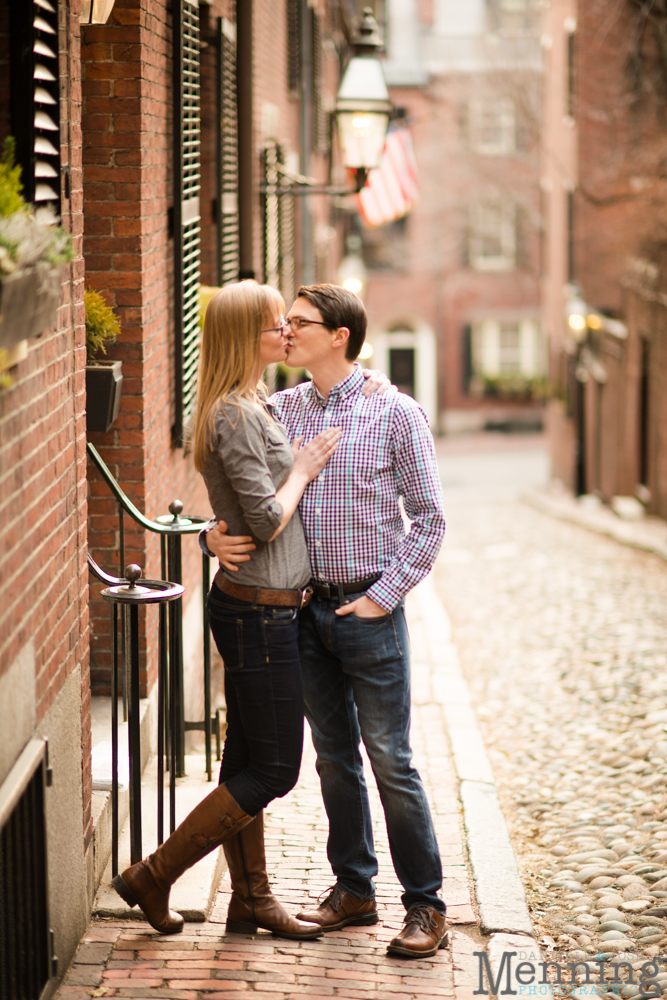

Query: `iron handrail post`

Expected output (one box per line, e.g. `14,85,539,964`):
202,553,212,781
111,602,119,877
167,530,186,778
127,603,142,864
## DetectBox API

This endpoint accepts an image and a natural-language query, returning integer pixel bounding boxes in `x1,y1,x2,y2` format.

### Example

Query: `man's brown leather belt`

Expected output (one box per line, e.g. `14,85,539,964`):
310,575,381,600
216,576,313,609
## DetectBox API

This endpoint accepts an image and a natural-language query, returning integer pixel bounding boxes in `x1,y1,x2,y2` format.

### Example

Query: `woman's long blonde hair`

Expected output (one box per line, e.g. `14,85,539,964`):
193,280,285,472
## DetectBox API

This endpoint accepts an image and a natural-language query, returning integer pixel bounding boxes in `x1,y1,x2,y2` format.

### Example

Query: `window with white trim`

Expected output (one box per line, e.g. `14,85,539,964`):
468,99,515,156
469,200,516,271
472,319,544,379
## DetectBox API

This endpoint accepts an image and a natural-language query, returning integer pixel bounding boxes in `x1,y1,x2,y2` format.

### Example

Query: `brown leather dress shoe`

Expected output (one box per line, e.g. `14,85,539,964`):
386,905,448,958
297,885,378,931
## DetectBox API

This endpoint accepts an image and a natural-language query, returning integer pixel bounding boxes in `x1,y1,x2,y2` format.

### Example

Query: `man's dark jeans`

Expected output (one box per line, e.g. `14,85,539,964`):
207,587,304,817
298,591,445,915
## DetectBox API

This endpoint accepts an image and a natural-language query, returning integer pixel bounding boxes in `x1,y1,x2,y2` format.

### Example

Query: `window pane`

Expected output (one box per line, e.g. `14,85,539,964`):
469,200,515,270
469,99,515,155
499,324,521,374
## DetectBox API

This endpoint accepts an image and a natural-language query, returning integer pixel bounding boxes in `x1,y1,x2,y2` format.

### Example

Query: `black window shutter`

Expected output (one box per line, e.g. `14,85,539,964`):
173,0,201,444
287,0,300,96
261,142,295,306
311,10,329,155
11,0,61,212
217,17,239,286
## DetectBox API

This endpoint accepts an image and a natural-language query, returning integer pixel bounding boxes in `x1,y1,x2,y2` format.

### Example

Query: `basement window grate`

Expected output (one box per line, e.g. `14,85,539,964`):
0,739,55,1000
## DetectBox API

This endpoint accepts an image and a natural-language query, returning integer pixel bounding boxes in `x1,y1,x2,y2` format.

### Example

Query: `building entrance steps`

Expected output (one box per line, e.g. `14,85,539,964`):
94,751,226,924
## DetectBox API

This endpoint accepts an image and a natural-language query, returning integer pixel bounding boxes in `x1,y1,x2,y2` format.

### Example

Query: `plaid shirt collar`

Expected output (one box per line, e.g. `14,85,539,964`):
306,363,364,408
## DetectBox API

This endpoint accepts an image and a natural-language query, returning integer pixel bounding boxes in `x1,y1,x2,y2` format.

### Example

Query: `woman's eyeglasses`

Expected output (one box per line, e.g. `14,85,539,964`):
261,316,289,334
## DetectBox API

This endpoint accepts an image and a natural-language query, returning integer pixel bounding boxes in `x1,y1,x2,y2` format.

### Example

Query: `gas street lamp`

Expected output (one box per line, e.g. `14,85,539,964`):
260,7,392,197
335,8,392,193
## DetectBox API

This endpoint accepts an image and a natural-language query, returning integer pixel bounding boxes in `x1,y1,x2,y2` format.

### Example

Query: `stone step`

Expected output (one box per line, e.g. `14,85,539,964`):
94,753,226,923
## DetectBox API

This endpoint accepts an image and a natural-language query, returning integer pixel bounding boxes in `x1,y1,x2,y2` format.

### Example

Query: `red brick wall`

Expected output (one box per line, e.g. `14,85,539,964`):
0,0,91,842
575,1,665,317
82,0,211,702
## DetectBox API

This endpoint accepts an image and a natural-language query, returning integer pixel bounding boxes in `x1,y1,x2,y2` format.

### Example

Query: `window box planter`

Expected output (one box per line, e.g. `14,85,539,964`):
0,264,62,350
86,359,123,433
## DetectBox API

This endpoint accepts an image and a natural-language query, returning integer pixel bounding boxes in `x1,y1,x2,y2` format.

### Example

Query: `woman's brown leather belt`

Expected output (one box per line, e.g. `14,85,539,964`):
216,576,313,609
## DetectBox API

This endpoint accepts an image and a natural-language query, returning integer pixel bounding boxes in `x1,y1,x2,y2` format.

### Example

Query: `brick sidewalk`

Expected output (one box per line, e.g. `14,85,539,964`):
56,588,483,1000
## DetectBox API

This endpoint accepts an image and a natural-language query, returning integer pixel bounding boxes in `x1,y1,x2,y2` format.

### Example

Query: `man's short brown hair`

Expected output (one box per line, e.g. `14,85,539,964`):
297,283,367,361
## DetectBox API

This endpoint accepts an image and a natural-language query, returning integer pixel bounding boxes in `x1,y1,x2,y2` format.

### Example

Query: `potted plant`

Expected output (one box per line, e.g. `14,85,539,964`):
0,138,73,353
85,288,123,433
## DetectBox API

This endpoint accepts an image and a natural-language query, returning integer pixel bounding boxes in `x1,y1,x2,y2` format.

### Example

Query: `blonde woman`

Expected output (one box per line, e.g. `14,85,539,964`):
112,280,339,940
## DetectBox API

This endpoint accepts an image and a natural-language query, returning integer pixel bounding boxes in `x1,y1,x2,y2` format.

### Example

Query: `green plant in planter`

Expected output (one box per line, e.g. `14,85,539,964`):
0,138,25,218
0,139,74,275
85,288,121,364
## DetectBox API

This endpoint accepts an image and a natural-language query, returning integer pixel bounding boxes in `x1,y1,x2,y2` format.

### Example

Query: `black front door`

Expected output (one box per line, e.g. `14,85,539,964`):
389,348,416,397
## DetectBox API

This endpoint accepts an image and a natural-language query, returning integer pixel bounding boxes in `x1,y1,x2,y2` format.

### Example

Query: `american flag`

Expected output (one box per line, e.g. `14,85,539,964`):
357,126,419,228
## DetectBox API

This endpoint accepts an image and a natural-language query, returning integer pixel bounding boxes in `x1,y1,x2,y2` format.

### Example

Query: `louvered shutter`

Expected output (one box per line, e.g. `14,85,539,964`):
173,0,201,443
261,143,296,306
277,147,296,307
11,0,61,212
217,17,239,286
311,10,329,156
287,0,300,96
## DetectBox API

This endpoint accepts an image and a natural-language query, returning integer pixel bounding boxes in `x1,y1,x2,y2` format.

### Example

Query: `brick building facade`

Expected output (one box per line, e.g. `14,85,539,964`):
542,0,667,516
0,0,91,984
362,0,544,434
0,0,350,991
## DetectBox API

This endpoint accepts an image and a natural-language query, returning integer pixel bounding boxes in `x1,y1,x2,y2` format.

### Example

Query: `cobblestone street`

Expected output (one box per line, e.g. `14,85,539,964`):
435,435,667,985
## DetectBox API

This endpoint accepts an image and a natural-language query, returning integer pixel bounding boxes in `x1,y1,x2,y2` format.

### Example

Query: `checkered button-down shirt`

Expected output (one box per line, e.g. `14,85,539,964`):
270,364,446,611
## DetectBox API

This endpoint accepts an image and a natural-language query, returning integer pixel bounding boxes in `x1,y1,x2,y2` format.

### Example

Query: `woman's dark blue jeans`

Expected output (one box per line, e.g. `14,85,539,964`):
206,586,304,817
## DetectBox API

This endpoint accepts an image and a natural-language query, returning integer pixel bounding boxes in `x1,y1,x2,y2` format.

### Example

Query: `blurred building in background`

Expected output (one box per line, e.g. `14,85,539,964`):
542,0,667,517
360,0,545,433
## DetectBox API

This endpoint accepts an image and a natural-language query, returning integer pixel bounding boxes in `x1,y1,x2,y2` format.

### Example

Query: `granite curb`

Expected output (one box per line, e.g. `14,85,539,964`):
414,573,535,939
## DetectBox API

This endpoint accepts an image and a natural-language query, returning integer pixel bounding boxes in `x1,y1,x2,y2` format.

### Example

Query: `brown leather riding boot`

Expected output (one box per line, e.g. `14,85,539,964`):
111,782,254,934
224,812,323,940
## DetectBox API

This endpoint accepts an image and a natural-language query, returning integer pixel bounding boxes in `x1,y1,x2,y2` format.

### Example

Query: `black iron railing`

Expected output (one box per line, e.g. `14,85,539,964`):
86,441,221,782
88,556,185,872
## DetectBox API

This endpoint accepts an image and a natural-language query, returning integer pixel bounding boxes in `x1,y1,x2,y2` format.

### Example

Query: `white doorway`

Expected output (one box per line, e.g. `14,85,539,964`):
367,322,437,429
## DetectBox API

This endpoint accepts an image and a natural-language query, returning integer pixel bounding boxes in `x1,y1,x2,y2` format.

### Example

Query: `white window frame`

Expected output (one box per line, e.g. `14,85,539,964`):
468,98,515,156
472,320,544,378
469,200,516,271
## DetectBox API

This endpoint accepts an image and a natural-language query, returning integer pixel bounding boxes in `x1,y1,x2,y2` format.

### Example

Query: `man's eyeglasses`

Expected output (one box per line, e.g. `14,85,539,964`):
285,317,332,332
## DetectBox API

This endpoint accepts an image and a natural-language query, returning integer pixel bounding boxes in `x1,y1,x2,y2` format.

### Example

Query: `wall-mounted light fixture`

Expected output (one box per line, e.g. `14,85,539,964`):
260,8,391,197
565,287,627,343
80,1,116,25
334,8,392,193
